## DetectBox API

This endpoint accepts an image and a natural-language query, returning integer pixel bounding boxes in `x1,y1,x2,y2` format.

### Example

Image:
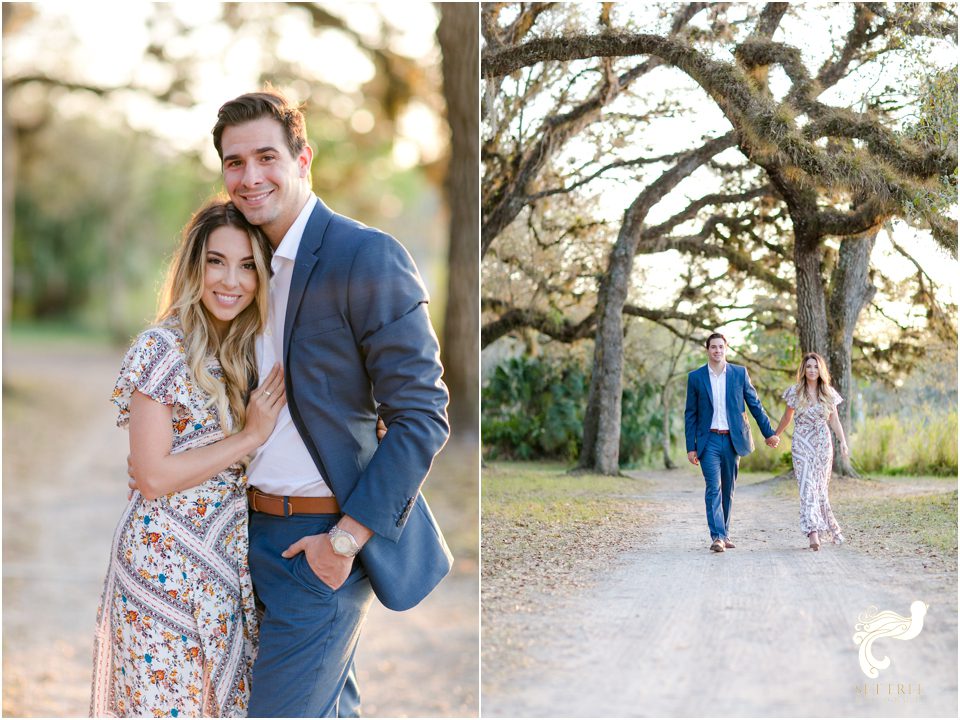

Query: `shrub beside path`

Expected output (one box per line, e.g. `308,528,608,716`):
482,467,957,717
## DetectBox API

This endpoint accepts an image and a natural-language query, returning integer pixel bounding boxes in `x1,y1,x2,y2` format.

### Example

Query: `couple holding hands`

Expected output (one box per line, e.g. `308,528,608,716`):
685,333,849,553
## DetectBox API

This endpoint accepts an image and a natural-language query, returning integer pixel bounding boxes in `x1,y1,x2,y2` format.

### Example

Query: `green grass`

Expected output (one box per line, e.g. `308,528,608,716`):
766,472,958,567
5,320,117,348
483,461,651,525
851,491,957,556
852,410,958,476
739,435,793,473
853,416,900,473
833,480,958,560
482,461,653,618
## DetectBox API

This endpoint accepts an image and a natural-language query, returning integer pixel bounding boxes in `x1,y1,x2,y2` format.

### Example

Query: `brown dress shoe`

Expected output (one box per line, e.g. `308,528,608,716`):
723,538,735,549
710,539,725,552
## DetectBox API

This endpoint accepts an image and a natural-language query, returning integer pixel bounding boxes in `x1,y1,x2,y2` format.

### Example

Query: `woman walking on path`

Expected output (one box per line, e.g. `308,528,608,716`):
771,352,849,551
90,200,286,717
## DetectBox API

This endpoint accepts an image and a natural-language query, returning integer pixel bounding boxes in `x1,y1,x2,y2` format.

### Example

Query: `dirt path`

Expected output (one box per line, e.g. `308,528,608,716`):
482,470,957,717
2,342,477,718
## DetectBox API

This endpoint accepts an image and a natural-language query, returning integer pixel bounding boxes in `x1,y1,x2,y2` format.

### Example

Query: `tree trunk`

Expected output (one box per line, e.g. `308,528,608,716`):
579,344,602,468
578,134,736,474
827,230,877,476
578,217,640,475
793,228,829,356
437,3,479,438
661,381,676,469
660,332,690,470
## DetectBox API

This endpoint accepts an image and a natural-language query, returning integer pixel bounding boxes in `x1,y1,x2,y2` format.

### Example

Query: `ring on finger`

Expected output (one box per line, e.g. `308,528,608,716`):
264,390,272,397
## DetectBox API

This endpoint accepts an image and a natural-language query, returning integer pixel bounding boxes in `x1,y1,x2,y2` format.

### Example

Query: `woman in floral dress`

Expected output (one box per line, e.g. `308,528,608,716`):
91,200,287,717
771,352,849,551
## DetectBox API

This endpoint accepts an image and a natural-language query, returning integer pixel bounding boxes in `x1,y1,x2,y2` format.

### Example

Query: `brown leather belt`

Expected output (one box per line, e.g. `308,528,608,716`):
247,488,340,516
710,429,731,435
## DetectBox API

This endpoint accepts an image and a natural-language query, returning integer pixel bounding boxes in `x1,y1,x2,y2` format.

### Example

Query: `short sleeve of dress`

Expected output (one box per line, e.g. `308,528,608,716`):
781,385,798,408
830,387,844,406
111,328,191,428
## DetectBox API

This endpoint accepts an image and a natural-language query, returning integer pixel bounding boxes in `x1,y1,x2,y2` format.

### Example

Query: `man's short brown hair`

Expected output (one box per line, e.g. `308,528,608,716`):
212,90,307,161
705,332,727,348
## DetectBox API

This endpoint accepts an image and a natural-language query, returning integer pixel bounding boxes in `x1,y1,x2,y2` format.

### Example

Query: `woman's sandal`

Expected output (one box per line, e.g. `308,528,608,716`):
808,531,820,551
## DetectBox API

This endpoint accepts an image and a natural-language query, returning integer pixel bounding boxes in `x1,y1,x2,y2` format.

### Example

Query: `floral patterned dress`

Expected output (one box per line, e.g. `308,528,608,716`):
782,384,844,541
91,324,257,718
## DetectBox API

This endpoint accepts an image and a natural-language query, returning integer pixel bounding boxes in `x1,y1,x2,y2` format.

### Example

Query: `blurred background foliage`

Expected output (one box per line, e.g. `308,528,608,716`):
482,353,678,468
11,115,210,331
2,1,478,434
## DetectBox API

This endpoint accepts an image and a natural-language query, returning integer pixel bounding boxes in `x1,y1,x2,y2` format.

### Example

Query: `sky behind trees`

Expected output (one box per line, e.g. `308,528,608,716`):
3,2,445,169
485,2,957,337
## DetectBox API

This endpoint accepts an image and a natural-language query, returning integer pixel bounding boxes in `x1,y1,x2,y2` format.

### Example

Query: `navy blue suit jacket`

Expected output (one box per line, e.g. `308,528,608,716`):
282,198,452,611
684,363,774,459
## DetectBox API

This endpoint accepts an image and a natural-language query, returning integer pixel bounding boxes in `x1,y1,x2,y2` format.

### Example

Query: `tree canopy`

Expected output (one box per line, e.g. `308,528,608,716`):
481,2,957,473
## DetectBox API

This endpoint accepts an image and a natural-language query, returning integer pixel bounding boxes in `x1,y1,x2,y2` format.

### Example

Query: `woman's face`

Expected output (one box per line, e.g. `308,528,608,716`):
804,357,820,382
201,225,258,336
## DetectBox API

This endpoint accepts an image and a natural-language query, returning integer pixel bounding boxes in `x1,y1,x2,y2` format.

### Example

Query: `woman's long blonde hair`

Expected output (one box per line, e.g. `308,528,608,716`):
157,200,271,432
794,352,836,412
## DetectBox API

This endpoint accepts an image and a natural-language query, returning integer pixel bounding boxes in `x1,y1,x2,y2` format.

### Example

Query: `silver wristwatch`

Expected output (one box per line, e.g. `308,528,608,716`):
328,525,361,557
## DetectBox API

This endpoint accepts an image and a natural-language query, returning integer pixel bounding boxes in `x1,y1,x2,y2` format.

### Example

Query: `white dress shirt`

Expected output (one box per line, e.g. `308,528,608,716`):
247,194,333,497
708,363,729,431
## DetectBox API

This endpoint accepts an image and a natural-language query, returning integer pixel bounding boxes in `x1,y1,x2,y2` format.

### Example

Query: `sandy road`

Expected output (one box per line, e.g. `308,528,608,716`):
482,471,957,718
2,343,477,718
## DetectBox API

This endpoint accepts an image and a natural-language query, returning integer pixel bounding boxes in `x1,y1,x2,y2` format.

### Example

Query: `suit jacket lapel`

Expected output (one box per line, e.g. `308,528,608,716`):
283,198,335,365
699,365,713,409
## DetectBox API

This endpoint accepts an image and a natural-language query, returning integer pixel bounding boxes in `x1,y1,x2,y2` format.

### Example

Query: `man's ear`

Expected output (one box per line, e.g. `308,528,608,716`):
298,144,314,178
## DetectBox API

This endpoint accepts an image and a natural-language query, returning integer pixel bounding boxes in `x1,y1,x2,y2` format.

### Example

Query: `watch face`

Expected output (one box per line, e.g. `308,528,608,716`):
332,534,354,555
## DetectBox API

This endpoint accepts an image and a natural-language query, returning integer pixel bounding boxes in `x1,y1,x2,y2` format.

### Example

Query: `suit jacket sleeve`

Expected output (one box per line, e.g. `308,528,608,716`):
684,372,698,453
338,231,450,542
742,367,775,438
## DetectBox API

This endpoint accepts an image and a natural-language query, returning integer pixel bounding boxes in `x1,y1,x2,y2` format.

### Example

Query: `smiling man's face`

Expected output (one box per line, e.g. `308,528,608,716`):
220,116,313,247
707,337,727,364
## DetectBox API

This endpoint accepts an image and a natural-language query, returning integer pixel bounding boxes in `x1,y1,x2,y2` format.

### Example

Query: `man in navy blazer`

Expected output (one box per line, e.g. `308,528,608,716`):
684,333,778,552
213,91,451,716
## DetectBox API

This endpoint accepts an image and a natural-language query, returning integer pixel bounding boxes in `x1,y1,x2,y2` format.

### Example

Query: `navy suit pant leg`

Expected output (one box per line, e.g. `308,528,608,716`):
248,511,375,718
700,433,739,541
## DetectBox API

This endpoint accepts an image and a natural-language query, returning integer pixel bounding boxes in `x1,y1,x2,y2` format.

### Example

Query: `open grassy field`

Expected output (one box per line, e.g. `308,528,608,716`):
481,461,654,605
771,472,957,570
480,462,655,664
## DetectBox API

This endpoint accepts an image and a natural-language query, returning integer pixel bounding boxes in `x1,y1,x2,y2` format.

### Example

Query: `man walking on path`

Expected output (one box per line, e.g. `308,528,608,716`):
684,333,778,552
